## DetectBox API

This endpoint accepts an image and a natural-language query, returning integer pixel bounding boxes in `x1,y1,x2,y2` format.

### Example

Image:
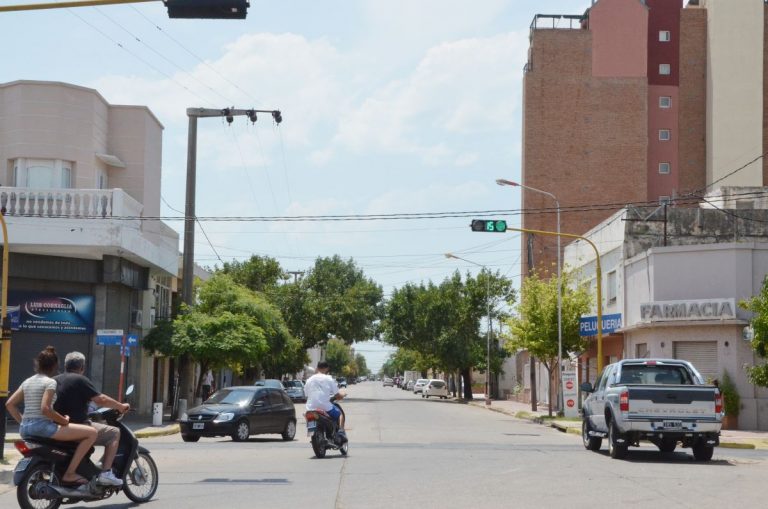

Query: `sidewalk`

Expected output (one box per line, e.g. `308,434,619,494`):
468,396,768,450
0,416,179,486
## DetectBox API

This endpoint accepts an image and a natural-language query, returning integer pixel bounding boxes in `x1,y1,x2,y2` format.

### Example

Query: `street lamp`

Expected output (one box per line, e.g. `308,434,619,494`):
444,252,492,406
496,178,563,415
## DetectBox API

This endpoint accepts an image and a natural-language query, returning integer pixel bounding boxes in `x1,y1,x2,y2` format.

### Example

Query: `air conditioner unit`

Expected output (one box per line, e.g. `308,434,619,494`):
131,310,143,327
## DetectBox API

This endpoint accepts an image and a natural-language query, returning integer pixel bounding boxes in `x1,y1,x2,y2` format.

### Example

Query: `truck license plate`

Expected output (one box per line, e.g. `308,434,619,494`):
662,420,682,429
192,423,204,430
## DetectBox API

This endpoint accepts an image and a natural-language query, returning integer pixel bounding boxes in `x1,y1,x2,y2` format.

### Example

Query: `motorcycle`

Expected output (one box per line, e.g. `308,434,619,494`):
305,401,348,458
12,386,159,509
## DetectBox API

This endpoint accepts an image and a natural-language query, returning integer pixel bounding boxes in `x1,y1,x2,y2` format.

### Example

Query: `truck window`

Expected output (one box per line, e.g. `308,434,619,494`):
619,364,694,385
596,365,613,392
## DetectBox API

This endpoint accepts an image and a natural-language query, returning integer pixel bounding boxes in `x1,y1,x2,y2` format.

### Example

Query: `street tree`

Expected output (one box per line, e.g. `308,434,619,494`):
504,269,592,416
281,255,383,348
739,277,768,386
219,255,285,294
325,337,352,376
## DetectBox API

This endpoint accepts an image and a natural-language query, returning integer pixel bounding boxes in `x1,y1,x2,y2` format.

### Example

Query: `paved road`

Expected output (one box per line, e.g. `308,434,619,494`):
3,382,767,508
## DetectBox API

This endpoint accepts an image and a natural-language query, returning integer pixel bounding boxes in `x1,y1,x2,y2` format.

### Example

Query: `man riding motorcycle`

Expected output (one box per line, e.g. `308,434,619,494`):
304,361,347,443
54,351,129,487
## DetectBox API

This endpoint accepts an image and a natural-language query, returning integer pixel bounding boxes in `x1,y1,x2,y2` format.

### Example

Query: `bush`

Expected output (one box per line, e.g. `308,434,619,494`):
719,371,740,417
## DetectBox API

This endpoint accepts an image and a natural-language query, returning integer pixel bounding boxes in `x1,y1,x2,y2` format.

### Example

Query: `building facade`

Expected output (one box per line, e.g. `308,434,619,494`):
0,80,179,414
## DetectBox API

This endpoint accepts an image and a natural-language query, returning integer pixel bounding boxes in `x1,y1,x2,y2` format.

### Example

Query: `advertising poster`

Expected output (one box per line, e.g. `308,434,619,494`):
8,291,95,334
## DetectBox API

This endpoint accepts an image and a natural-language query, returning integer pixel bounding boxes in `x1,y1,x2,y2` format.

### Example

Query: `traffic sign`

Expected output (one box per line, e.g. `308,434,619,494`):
121,346,131,358
127,334,139,346
96,329,124,346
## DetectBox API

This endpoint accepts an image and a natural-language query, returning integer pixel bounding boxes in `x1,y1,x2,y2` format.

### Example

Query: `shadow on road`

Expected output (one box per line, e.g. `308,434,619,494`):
593,449,734,466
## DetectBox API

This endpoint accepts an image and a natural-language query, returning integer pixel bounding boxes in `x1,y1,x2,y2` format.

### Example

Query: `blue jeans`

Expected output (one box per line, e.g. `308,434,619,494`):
20,418,58,439
327,405,342,423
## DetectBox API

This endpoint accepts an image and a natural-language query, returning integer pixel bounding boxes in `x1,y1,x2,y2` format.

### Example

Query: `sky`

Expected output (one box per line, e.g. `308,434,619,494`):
1,0,591,372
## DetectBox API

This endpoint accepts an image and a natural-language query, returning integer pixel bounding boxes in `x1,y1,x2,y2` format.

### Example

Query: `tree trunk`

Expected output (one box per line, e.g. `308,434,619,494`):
194,362,208,400
544,364,553,418
530,355,537,412
461,367,473,400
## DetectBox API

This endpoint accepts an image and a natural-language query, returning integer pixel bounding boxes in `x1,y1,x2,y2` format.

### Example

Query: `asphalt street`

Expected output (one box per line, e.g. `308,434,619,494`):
2,382,767,508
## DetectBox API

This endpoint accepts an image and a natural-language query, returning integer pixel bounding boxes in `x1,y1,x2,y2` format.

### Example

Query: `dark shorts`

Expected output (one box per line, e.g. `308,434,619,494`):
327,405,342,422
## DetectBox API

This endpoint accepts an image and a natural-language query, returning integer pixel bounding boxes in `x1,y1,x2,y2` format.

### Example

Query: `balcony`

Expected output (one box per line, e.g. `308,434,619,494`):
525,14,589,73
0,187,142,220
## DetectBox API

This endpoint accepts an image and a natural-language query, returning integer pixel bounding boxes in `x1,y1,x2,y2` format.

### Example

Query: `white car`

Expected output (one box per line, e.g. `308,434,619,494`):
413,378,429,394
422,379,449,399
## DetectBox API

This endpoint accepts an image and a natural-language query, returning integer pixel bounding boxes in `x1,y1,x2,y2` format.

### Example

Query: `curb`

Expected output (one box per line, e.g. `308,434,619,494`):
719,442,756,449
134,424,180,439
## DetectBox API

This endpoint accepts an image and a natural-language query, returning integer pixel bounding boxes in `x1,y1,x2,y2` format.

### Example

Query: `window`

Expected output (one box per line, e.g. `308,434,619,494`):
12,158,73,189
659,30,671,42
659,162,671,174
636,343,649,358
659,129,671,141
607,270,617,305
659,63,671,75
659,96,671,108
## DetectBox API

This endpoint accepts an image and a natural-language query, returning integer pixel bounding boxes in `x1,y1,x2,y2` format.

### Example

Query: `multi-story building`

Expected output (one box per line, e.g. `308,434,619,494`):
517,0,768,413
0,80,179,414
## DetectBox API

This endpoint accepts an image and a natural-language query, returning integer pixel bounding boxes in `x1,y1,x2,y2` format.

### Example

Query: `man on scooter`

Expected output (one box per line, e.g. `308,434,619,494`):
305,361,347,442
54,351,130,487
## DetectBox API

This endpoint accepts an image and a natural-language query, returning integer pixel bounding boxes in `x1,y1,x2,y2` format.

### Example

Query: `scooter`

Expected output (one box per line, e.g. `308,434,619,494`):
305,401,348,458
12,386,159,509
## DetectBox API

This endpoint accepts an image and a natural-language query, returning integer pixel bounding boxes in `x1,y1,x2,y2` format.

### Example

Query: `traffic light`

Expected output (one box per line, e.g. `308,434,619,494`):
165,0,249,19
470,219,507,233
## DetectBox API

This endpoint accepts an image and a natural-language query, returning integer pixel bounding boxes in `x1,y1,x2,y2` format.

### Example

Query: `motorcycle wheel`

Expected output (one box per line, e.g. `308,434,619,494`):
339,441,349,456
17,463,62,509
311,432,327,459
123,452,159,503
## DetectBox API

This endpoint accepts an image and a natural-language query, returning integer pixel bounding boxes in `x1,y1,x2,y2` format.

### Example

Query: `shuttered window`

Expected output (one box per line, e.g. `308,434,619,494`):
673,341,718,381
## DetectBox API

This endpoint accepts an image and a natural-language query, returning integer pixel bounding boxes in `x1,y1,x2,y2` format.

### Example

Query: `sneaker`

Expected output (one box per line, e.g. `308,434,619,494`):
335,430,348,444
96,470,123,487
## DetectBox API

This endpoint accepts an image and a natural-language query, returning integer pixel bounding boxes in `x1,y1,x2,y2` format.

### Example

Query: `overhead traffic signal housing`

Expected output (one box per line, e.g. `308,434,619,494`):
471,219,507,233
165,0,249,19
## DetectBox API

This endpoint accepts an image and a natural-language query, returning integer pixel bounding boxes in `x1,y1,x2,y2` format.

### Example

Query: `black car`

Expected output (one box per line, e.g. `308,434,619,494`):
282,380,306,402
180,386,296,442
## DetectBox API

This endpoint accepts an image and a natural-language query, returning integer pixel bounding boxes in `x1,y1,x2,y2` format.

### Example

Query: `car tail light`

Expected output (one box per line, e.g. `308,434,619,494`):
14,440,38,456
715,391,723,414
619,390,629,412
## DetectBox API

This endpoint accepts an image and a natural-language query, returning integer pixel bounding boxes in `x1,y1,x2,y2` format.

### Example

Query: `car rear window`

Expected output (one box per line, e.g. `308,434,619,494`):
619,364,694,385
283,381,302,389
430,381,445,388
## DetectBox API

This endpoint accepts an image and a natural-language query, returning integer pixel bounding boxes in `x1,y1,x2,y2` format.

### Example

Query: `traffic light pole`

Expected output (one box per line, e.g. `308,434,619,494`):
0,0,156,13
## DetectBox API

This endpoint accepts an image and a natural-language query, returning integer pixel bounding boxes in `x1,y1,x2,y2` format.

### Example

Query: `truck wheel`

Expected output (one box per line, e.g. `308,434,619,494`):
658,438,677,453
582,419,602,451
692,444,714,462
608,421,628,459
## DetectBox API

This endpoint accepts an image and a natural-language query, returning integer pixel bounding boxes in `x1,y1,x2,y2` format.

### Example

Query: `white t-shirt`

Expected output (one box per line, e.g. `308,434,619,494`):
304,373,339,412
21,374,57,420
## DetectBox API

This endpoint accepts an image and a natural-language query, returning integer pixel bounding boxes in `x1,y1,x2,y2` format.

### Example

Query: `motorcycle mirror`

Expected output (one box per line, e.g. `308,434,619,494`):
125,385,135,397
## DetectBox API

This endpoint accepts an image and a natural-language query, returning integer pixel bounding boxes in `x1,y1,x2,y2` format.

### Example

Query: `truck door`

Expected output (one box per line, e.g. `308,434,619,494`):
590,365,614,432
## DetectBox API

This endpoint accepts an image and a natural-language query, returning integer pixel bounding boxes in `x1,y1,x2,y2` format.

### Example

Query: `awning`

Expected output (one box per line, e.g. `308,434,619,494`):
95,153,126,168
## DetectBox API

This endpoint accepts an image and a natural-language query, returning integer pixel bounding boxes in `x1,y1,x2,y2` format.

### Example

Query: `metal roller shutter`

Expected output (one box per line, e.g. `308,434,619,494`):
673,341,719,381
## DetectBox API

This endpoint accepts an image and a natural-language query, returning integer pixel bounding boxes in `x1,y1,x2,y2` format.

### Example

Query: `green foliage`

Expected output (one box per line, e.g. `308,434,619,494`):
219,255,285,294
719,371,740,417
739,277,768,387
281,255,384,348
325,337,352,375
381,269,515,379
504,269,592,372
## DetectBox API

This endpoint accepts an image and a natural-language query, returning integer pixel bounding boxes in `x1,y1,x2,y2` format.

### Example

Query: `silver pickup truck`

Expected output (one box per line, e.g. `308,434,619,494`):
580,359,722,461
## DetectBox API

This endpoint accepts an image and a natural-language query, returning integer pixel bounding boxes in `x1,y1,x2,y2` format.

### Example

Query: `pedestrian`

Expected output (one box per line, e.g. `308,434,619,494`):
202,369,214,401
5,346,97,486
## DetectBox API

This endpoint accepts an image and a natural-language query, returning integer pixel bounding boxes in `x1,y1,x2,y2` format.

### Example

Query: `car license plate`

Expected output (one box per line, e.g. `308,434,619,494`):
14,457,32,473
662,420,682,429
192,423,205,430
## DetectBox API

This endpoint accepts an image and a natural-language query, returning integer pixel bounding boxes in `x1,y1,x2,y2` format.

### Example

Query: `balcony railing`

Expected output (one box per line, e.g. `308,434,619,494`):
525,13,589,73
0,187,143,219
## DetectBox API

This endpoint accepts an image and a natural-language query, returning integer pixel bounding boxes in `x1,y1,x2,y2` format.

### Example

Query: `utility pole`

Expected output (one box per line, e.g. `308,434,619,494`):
179,107,282,406
286,270,304,284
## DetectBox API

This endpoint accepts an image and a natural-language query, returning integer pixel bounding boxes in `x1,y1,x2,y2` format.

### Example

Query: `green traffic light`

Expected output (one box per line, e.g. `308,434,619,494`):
470,219,507,233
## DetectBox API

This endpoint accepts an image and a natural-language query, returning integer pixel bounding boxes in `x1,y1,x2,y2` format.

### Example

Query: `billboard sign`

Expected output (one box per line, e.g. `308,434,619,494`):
579,313,622,337
8,291,95,334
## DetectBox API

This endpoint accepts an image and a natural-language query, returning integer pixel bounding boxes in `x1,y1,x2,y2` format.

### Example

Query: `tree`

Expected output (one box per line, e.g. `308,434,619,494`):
143,274,300,397
354,353,370,377
739,277,768,386
382,269,515,400
325,337,352,375
504,269,592,416
282,255,383,348
219,255,285,294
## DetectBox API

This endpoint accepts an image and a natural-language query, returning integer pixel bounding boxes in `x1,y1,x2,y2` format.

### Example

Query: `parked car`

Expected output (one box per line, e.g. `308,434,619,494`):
406,380,415,391
383,377,394,387
413,378,429,394
254,379,284,389
180,386,297,442
337,377,348,388
282,380,306,403
422,379,448,399
581,358,721,461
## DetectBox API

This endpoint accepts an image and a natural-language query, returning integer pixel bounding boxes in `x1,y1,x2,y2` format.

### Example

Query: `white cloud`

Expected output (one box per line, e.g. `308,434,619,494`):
365,181,489,215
